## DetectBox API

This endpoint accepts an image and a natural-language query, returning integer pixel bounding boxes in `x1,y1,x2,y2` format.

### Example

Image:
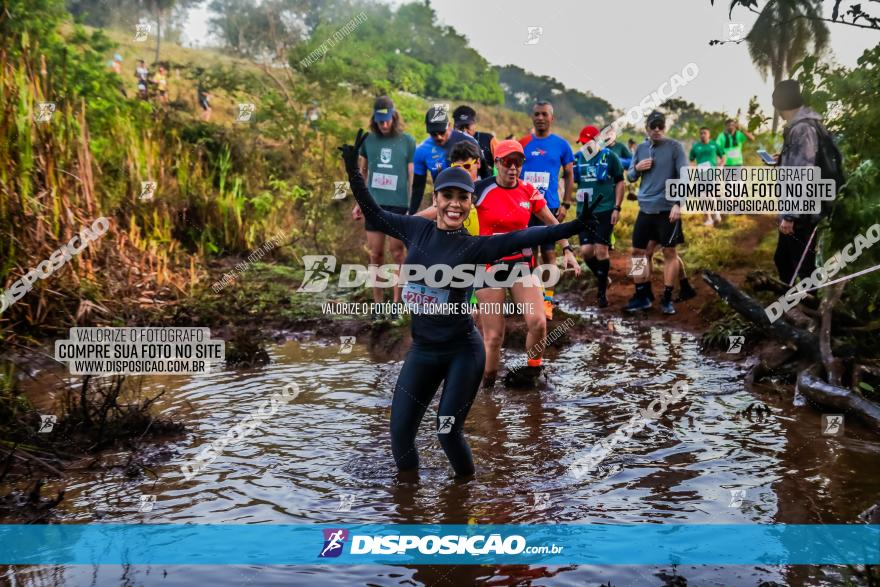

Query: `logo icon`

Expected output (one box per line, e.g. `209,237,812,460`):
139,495,156,512
826,100,843,121
822,414,844,436
437,416,455,434
134,22,151,42
140,181,157,202
236,103,256,122
339,336,355,354
726,23,745,41
332,181,348,200
524,26,543,45
35,102,56,123
335,493,356,512
38,414,57,433
430,103,449,123
727,335,745,354
380,148,392,164
298,255,336,292
319,528,348,558
628,256,648,278
532,492,550,511
728,489,746,508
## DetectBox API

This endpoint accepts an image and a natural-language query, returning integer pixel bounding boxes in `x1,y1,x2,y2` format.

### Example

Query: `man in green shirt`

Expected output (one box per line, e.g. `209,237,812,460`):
716,118,755,166
601,128,633,168
690,126,725,226
574,125,625,308
355,96,416,305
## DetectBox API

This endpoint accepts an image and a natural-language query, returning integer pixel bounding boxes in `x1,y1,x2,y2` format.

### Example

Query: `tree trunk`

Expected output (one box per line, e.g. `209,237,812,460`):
771,64,782,134
154,6,162,63
702,270,820,360
819,282,846,386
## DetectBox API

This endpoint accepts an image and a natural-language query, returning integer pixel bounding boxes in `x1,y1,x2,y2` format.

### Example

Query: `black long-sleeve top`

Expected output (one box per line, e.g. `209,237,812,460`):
346,162,588,344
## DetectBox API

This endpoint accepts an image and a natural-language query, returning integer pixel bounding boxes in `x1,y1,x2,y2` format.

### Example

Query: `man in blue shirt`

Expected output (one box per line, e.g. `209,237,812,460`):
410,105,479,214
518,100,575,319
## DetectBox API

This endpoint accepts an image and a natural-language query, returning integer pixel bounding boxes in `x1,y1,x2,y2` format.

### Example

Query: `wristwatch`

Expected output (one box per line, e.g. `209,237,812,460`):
562,245,575,254
561,202,572,209
613,205,622,211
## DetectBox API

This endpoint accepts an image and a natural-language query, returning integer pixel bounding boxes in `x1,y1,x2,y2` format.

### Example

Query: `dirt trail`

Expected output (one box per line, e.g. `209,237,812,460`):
556,215,777,335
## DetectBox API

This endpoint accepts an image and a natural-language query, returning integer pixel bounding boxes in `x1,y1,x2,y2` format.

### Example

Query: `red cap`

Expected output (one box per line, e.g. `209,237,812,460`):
577,125,601,144
494,139,524,159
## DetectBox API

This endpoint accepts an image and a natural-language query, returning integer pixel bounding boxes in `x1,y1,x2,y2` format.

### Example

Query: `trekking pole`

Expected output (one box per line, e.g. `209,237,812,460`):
788,224,819,287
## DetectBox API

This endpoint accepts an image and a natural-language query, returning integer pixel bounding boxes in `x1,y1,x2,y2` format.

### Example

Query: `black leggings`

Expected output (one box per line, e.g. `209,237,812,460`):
390,327,485,476
775,220,817,284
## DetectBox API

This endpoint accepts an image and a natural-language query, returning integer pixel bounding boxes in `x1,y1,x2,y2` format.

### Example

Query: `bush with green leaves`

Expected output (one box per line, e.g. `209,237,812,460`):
795,48,880,323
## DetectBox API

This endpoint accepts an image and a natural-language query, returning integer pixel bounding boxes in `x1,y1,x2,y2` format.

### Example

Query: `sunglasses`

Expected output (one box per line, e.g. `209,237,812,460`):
451,158,479,171
498,156,525,169
429,130,446,138
649,123,665,130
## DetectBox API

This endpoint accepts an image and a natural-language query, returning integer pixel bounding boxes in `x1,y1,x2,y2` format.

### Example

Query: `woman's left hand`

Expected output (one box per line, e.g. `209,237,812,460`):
338,129,369,170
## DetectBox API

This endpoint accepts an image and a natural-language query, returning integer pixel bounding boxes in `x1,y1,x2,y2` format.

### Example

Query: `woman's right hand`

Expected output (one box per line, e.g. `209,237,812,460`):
352,204,363,221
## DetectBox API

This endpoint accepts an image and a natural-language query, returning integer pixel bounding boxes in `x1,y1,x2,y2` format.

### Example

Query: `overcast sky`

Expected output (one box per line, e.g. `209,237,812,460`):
182,0,878,115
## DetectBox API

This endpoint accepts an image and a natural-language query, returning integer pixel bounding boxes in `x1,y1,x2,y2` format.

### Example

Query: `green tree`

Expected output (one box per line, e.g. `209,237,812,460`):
738,0,830,131
794,48,880,336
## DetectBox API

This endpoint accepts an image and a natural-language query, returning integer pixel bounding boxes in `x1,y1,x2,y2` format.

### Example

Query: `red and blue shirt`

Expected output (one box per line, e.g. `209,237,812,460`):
518,133,574,209
473,176,546,261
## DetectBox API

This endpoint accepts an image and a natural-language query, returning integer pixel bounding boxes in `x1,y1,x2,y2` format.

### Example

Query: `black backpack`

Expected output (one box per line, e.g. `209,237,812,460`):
783,118,846,217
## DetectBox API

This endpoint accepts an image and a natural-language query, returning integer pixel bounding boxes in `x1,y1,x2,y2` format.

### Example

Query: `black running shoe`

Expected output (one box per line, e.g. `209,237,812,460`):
503,365,543,388
675,282,697,302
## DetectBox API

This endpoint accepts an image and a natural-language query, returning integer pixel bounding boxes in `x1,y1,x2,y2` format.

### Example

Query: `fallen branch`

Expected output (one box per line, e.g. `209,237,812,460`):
797,367,880,430
0,447,66,478
702,271,820,360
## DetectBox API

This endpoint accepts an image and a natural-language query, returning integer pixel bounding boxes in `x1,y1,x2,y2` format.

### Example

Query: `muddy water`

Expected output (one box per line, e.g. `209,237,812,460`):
6,311,880,586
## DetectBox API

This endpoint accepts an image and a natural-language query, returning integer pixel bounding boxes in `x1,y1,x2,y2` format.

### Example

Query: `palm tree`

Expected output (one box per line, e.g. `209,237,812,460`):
741,0,830,132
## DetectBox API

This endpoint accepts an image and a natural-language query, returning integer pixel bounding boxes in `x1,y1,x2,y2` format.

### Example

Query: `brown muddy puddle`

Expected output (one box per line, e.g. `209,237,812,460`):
4,307,880,586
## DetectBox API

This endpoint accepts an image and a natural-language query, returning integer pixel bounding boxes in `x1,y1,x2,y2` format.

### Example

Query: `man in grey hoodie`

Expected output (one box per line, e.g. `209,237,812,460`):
772,80,826,284
626,111,688,314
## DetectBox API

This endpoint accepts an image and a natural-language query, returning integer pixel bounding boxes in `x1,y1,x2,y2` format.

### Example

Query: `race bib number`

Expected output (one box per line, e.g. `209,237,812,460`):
523,171,550,190
402,283,450,306
576,188,593,203
726,146,742,160
371,172,398,191
697,162,711,169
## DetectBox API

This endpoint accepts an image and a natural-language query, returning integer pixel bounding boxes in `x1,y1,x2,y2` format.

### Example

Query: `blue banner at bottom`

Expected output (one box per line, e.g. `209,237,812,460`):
1,524,878,565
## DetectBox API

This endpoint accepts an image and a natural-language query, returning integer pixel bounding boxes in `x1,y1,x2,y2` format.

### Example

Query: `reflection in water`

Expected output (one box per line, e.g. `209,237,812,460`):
4,314,880,586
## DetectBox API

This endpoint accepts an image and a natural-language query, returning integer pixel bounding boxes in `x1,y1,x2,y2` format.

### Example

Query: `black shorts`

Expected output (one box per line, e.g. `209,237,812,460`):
365,205,408,233
479,260,533,289
528,207,559,253
578,210,614,247
198,96,210,110
632,211,685,250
